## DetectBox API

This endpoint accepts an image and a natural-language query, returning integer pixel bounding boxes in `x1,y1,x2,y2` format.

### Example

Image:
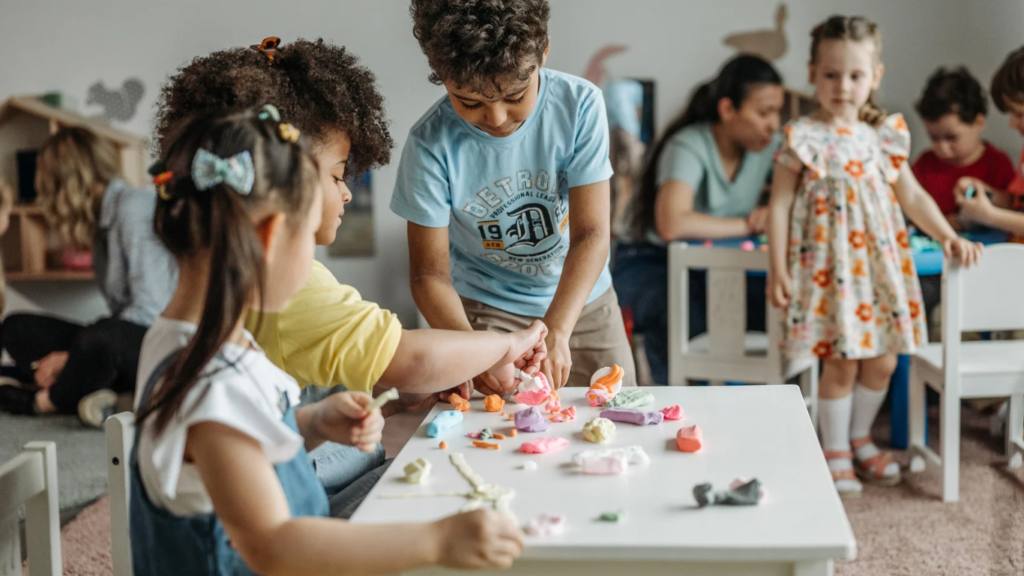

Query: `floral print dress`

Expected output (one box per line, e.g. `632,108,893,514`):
776,114,926,360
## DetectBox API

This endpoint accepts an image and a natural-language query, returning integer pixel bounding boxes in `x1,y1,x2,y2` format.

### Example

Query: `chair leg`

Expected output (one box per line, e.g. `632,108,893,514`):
1007,395,1024,469
909,368,926,451
940,385,961,503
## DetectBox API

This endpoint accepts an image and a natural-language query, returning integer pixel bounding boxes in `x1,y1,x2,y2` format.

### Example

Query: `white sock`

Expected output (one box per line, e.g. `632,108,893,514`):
850,384,898,477
819,395,853,470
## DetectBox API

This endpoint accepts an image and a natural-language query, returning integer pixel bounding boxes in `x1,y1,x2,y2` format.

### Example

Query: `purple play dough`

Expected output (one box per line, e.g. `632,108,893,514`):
600,407,664,426
514,406,551,433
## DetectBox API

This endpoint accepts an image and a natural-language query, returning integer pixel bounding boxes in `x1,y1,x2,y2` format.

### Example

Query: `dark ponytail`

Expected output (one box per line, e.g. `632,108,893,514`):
137,110,318,436
629,55,782,241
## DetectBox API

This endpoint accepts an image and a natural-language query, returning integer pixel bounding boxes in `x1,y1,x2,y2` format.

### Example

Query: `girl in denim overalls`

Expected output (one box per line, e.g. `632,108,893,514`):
131,109,525,576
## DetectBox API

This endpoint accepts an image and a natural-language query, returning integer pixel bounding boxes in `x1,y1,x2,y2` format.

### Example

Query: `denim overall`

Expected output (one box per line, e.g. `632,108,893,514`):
130,353,329,576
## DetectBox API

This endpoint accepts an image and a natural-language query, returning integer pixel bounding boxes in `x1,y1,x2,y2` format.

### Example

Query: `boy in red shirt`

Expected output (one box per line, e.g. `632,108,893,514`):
912,67,1015,232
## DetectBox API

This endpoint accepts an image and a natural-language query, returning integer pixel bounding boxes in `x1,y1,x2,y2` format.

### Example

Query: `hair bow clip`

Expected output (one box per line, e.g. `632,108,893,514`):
191,149,256,194
251,37,281,62
257,104,281,122
278,123,300,143
153,170,174,200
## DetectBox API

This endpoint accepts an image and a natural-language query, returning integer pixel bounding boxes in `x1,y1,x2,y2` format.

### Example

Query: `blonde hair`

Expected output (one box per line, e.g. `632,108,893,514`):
810,15,887,127
35,127,121,249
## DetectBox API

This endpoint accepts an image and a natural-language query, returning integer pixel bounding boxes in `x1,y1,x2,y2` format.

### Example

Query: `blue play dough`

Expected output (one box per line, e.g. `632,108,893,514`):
427,410,464,438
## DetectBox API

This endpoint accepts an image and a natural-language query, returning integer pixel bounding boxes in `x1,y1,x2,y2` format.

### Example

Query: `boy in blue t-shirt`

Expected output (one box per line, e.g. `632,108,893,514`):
392,0,636,392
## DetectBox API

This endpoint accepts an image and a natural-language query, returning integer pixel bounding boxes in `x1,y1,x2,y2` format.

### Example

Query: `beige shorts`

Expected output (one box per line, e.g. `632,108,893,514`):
461,288,637,388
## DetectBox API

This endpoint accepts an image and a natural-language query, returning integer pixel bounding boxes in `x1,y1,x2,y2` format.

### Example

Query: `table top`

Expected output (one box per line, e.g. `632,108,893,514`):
351,386,857,563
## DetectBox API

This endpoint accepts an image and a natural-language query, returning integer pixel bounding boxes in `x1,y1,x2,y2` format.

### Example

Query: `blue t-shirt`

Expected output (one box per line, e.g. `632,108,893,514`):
391,68,614,318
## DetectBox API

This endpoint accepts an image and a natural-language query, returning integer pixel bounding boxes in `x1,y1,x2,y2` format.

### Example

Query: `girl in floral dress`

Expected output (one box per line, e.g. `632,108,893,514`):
767,15,983,498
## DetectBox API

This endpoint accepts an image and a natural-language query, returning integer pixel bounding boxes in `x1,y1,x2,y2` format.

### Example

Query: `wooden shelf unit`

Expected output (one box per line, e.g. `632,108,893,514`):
3,204,94,282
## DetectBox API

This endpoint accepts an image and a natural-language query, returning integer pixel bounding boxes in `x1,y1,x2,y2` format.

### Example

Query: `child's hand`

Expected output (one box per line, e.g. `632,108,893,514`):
485,320,549,393
767,270,792,309
955,178,995,225
313,392,384,452
434,509,524,570
542,330,570,390
746,207,770,235
942,237,983,268
34,351,69,389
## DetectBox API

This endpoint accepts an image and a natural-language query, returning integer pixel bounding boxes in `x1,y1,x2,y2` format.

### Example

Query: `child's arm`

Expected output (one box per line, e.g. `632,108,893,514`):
380,320,548,393
541,180,612,389
766,164,799,308
956,182,1024,235
894,163,982,266
654,179,759,240
188,423,524,576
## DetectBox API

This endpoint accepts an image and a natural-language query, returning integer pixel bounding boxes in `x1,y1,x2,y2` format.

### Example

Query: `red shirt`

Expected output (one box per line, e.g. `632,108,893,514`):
1008,147,1024,197
911,142,1015,215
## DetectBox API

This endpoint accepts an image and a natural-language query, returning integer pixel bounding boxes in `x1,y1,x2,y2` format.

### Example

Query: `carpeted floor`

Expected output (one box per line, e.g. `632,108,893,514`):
1,414,107,511
837,408,1024,576
17,407,1024,575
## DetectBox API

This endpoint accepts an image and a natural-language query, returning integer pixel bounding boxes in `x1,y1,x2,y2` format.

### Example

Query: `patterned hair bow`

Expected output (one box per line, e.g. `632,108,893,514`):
191,149,256,194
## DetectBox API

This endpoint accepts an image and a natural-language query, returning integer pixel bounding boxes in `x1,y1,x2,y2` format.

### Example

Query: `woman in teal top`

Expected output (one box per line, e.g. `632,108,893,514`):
613,55,784,384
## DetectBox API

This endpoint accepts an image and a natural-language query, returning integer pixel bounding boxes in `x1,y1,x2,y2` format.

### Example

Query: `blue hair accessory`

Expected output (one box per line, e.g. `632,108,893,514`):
257,104,281,122
191,149,256,194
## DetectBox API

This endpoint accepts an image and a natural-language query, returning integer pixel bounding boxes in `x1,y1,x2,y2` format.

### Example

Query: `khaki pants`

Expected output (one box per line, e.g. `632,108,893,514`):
461,288,637,388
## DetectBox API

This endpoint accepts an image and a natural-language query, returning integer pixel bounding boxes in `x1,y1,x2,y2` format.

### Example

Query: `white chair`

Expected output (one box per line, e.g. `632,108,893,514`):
0,442,60,576
668,245,819,425
909,245,1024,502
106,412,134,576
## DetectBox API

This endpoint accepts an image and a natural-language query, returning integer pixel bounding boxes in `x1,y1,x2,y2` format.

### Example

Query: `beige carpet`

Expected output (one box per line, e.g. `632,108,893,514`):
27,409,1024,575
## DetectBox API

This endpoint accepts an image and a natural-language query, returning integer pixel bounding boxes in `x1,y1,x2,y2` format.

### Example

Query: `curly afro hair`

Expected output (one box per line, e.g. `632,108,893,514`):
916,67,987,123
411,0,550,92
154,38,392,176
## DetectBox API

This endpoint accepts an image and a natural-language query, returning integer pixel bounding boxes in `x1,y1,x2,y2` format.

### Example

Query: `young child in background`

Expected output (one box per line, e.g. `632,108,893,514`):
911,67,1015,337
132,110,526,576
393,0,636,391
958,47,1024,239
156,39,547,518
913,66,1015,232
0,127,177,426
767,15,982,498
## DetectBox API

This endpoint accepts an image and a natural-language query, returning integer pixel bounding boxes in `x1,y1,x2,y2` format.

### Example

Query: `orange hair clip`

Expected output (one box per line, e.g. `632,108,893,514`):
251,37,281,62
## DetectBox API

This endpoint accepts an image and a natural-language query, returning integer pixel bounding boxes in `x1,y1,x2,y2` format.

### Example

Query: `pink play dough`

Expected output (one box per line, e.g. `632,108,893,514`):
520,437,570,454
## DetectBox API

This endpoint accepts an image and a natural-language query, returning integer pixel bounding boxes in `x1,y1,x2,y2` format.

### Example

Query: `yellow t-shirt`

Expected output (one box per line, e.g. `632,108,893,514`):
247,260,402,392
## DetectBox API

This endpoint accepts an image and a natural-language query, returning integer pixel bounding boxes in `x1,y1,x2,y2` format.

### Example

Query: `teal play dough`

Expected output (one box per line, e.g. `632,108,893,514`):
602,388,655,408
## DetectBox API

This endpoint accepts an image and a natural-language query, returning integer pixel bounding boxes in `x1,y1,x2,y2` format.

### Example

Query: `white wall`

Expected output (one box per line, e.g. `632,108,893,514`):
3,0,1022,326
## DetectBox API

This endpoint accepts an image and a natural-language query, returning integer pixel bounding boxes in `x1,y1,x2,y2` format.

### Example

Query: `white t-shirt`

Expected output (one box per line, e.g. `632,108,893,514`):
134,317,304,516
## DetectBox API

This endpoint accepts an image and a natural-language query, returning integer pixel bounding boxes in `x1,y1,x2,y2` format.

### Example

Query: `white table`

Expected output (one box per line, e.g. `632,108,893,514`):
353,386,856,575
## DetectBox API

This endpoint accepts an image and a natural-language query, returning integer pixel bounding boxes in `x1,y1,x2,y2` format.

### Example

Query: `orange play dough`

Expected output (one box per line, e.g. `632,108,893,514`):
472,440,500,450
484,394,505,412
449,394,470,412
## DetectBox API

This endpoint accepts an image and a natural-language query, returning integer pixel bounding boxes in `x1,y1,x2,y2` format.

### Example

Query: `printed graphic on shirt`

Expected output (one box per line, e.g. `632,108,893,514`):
461,169,569,277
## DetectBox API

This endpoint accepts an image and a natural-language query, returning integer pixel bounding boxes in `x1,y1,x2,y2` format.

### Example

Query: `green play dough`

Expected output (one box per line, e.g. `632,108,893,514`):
599,510,625,522
602,388,654,408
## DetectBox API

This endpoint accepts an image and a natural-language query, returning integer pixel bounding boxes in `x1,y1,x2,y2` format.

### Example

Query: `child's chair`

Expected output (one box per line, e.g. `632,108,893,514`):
106,412,134,576
0,441,61,576
667,245,819,425
908,245,1024,502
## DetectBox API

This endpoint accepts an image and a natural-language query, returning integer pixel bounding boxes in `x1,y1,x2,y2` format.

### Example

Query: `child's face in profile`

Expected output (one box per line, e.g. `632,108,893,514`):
1003,98,1024,137
445,66,542,138
312,131,353,246
923,113,986,166
809,39,883,122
